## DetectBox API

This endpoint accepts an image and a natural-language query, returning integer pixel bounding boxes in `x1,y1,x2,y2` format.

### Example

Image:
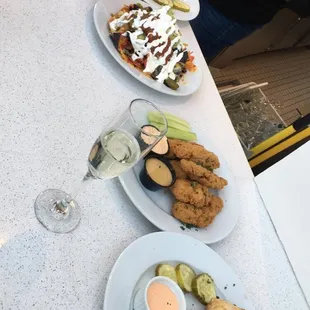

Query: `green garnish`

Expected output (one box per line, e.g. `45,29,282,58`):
185,223,197,229
196,161,214,171
190,181,198,188
181,221,198,229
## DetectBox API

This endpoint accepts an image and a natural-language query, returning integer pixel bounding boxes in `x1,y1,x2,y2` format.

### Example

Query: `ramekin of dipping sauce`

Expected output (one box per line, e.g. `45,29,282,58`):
133,276,186,310
139,156,176,191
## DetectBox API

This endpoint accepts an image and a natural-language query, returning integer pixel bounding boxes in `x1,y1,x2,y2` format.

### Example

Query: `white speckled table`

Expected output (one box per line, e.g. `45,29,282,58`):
0,0,308,309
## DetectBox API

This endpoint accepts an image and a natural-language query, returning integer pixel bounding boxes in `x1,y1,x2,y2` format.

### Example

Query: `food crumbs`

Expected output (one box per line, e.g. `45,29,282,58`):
224,286,227,290
233,283,236,287
180,226,185,231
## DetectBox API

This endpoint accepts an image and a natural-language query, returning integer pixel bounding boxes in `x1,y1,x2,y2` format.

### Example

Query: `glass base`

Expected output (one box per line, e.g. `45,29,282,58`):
34,189,81,233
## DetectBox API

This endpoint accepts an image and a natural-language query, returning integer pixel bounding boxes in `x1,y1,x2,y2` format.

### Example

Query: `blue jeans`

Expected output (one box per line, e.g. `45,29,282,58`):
190,0,262,61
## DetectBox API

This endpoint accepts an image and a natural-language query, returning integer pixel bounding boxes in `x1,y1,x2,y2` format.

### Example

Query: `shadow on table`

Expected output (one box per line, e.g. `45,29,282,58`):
84,9,193,106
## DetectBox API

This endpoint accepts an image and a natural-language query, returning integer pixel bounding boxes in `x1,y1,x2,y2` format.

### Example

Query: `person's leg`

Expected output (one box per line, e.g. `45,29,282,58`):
190,0,261,62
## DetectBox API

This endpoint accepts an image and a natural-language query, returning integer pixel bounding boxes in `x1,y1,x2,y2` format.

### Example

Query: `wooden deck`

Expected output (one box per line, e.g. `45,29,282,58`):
211,47,310,125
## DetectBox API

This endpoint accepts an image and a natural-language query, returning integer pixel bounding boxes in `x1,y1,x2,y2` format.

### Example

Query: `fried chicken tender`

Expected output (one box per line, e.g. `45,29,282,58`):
167,139,220,169
170,179,211,208
165,139,202,160
207,298,244,310
180,160,228,190
170,160,187,179
172,195,223,228
208,195,224,215
165,139,184,159
165,148,177,159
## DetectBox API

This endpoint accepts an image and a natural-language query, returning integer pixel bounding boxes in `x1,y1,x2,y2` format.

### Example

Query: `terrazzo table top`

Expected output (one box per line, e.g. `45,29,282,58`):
0,0,308,309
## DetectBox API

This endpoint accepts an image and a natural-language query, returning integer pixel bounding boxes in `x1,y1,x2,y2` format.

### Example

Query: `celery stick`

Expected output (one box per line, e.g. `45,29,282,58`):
148,112,191,130
150,122,166,131
167,120,191,132
150,122,197,141
148,113,166,125
164,112,191,128
149,114,189,131
166,128,197,141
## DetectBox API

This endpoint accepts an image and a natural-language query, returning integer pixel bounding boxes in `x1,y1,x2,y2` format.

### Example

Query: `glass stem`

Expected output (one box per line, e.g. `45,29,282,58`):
54,171,94,214
68,171,94,200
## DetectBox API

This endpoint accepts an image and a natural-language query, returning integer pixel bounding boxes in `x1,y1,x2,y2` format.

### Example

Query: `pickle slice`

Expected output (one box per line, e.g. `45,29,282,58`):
154,0,173,7
155,264,178,283
192,273,216,305
173,0,190,12
176,263,196,292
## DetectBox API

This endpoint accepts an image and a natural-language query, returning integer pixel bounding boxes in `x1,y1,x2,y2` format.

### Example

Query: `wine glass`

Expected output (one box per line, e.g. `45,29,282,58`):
34,99,168,233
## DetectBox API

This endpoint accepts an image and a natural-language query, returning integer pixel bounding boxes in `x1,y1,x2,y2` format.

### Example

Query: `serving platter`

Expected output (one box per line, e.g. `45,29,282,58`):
93,0,203,96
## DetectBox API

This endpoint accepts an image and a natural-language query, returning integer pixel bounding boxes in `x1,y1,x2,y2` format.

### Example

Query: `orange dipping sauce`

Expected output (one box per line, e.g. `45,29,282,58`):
147,282,179,310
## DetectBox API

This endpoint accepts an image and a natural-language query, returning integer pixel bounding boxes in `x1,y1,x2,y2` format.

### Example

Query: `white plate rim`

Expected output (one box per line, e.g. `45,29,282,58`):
103,232,254,309
93,0,203,97
119,126,241,244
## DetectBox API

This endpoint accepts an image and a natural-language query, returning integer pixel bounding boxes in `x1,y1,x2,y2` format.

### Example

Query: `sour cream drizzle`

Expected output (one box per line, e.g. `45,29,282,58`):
109,6,184,83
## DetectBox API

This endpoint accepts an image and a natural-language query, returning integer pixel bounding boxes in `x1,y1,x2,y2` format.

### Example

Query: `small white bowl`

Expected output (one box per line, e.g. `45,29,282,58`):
133,276,186,310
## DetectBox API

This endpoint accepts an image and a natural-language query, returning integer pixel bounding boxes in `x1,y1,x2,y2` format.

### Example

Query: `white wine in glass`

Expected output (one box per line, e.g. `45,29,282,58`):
88,129,141,179
34,99,167,233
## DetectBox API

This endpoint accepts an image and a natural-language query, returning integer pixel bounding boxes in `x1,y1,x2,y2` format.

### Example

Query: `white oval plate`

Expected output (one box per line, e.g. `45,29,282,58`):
93,0,203,97
103,232,254,309
119,126,240,244
144,0,200,21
